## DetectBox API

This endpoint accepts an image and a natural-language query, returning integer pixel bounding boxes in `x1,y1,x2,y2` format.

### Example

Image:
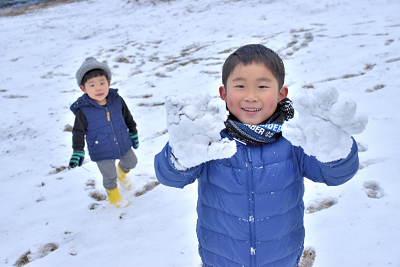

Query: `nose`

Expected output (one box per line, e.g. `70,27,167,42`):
244,88,258,102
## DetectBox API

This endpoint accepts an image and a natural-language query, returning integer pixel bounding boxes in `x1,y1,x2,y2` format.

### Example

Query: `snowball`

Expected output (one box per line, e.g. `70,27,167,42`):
166,91,237,170
282,87,368,162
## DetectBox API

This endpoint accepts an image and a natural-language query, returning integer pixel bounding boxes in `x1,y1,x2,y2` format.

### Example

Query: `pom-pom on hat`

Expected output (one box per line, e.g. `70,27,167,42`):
75,57,112,86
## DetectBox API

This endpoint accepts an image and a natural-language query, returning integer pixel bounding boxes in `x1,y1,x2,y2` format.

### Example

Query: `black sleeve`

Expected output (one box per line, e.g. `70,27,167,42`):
72,109,87,152
120,97,138,134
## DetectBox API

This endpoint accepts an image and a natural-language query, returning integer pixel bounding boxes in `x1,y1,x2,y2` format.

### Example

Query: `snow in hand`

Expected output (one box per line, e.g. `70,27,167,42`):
282,87,368,162
165,91,236,170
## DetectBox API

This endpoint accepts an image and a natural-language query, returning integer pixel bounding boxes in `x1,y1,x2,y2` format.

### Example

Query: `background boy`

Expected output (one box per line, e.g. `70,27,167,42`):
154,44,363,266
69,57,139,208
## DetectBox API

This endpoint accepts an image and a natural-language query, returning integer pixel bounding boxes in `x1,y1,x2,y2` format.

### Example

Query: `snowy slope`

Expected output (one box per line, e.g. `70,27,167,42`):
0,0,399,266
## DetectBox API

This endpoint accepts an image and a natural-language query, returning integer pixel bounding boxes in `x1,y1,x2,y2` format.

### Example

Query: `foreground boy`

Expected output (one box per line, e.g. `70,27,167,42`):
154,44,365,266
69,57,139,208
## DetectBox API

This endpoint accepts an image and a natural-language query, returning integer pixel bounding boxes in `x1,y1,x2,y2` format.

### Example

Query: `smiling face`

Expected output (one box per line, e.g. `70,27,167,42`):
80,75,110,105
219,63,288,125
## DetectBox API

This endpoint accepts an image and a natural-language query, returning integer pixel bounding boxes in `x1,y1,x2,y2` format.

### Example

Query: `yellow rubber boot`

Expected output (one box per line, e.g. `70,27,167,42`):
105,186,130,208
117,163,133,190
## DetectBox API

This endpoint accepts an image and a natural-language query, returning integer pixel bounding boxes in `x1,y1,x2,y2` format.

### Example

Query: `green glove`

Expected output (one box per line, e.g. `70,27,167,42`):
130,132,139,149
69,151,85,168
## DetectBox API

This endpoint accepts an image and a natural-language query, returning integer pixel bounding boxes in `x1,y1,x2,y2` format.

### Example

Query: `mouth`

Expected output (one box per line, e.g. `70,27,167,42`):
95,93,104,97
242,107,261,115
242,108,261,112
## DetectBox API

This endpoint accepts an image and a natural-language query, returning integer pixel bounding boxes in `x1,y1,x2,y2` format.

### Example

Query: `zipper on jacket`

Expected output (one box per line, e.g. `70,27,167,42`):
246,147,256,267
105,107,122,158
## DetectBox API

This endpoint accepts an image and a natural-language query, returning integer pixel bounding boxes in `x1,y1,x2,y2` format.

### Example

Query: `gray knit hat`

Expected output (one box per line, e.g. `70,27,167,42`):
75,57,112,86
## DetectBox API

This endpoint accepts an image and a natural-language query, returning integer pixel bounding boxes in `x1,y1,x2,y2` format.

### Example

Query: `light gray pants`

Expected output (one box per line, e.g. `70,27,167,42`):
96,149,138,190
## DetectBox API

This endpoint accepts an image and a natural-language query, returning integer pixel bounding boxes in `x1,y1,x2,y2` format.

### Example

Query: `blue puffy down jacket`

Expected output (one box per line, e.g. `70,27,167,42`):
154,131,359,267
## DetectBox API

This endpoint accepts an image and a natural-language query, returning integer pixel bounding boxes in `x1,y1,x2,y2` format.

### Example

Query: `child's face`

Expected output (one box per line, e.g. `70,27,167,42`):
219,63,288,125
80,75,110,105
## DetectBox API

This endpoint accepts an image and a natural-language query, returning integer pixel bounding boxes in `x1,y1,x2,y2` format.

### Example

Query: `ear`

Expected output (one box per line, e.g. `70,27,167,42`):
108,80,111,87
219,86,227,101
79,85,87,94
278,86,288,101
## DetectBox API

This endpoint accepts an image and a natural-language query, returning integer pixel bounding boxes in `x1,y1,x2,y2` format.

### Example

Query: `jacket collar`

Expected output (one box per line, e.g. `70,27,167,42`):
70,88,119,114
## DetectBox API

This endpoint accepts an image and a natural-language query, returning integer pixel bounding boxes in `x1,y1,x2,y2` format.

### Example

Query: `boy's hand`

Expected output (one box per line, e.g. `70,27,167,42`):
282,86,368,162
69,150,85,168
130,132,139,149
165,91,236,170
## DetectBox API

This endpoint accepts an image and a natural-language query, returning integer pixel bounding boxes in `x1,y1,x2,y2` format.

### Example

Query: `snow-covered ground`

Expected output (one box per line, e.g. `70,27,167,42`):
0,0,399,266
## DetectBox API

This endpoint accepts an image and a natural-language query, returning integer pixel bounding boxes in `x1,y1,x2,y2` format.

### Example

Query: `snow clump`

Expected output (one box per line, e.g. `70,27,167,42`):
282,86,368,162
165,91,237,170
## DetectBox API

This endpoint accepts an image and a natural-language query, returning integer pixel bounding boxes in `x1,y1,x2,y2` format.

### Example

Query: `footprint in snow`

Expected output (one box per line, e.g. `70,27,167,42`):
85,179,105,210
283,30,314,57
363,180,385,199
89,190,107,201
89,203,100,210
305,197,338,214
14,243,58,267
359,157,386,170
69,250,77,256
357,142,368,152
385,39,394,45
365,84,385,93
134,179,160,197
85,179,96,190
298,247,316,267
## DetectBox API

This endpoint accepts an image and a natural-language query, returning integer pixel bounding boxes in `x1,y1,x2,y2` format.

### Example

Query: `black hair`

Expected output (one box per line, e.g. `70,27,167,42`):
80,69,109,86
221,44,285,90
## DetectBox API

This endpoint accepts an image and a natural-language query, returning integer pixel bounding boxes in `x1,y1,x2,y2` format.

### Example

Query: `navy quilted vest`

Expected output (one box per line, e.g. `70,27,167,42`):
71,89,132,162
